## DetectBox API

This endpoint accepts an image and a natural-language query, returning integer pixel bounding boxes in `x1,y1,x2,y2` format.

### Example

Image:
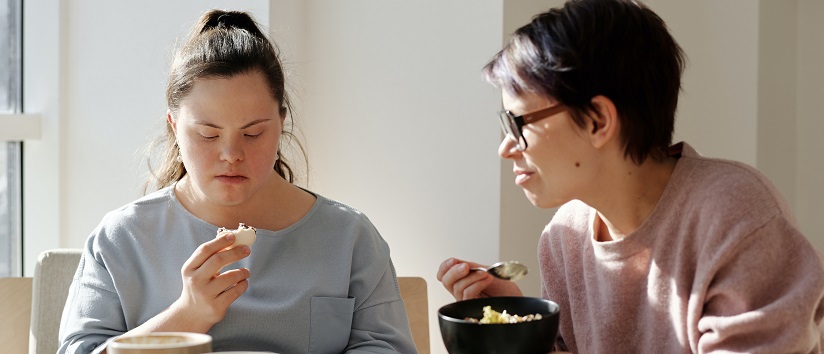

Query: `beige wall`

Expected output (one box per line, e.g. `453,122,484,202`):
757,1,797,213
796,0,824,250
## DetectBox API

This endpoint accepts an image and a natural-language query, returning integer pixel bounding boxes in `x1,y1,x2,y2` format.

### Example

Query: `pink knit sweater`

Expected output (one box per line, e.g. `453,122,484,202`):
540,142,824,353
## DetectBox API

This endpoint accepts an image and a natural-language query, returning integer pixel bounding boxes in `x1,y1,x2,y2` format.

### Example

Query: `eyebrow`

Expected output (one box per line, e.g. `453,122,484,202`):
194,118,272,129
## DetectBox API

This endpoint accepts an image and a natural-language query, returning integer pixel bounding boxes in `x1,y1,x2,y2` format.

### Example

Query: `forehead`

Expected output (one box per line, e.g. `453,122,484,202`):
178,71,281,120
186,71,273,102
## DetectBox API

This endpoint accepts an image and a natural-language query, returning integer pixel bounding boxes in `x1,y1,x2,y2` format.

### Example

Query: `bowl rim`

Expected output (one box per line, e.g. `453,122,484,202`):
437,296,560,324
109,332,212,348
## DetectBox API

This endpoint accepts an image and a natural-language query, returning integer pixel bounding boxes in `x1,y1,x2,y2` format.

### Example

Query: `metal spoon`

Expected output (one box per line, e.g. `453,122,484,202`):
471,261,528,282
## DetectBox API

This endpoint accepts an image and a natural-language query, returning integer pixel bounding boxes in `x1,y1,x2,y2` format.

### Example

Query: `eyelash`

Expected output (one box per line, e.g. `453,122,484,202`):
198,133,262,141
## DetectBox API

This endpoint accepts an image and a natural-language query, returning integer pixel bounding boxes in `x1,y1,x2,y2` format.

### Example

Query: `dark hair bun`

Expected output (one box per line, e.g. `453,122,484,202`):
200,10,264,38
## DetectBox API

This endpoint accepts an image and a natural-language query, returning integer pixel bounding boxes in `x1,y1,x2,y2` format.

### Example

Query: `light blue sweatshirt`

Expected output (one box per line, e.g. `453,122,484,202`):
58,186,417,354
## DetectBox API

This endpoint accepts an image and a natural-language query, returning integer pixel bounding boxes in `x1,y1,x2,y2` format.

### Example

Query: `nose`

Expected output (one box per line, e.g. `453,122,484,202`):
498,136,520,160
220,138,244,163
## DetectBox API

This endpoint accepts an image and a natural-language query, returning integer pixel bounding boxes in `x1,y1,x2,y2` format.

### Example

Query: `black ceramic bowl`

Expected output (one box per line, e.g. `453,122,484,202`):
438,296,560,354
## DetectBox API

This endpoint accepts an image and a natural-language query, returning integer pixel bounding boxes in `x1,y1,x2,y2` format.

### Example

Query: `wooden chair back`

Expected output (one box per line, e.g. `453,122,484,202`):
398,276,429,354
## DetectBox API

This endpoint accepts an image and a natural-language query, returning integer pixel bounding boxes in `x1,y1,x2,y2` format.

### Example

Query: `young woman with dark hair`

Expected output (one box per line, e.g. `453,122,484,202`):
59,10,416,354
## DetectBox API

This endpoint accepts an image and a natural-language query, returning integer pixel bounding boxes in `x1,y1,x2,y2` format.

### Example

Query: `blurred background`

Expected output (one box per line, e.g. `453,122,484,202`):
2,1,822,353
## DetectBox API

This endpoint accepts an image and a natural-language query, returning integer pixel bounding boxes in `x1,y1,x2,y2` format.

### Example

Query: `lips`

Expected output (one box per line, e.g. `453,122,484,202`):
216,174,248,184
513,169,533,185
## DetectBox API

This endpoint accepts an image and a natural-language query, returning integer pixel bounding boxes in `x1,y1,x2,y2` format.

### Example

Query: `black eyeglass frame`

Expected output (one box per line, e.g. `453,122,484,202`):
498,103,567,151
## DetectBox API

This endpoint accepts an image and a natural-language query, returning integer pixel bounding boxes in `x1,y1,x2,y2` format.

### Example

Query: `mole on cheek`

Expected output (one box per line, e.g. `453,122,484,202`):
575,162,580,167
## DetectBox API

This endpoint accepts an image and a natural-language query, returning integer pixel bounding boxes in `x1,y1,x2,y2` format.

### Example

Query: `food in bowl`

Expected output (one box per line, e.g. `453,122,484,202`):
465,305,543,324
217,223,257,249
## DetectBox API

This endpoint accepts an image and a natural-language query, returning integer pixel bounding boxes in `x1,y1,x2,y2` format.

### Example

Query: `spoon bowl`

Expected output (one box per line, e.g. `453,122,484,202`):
471,261,528,281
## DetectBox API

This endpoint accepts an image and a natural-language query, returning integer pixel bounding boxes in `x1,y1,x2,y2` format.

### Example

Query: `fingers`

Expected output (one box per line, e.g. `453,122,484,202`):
437,257,461,282
438,257,492,301
184,237,251,283
183,233,238,275
180,234,251,302
202,245,251,276
453,271,494,300
173,234,253,327
209,268,251,295
216,278,250,308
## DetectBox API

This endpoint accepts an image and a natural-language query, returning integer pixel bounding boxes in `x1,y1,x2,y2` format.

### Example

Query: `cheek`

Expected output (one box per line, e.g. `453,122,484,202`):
178,138,214,166
529,133,589,178
248,139,281,167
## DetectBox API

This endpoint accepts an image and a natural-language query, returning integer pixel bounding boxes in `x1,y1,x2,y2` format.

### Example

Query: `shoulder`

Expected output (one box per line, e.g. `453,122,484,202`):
540,200,593,252
674,144,793,226
309,193,389,249
98,187,175,225
89,187,176,247
545,200,594,238
315,194,370,220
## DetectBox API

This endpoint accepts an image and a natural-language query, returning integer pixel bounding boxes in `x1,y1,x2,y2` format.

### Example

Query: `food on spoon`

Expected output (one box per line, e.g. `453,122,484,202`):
464,306,543,324
217,223,257,248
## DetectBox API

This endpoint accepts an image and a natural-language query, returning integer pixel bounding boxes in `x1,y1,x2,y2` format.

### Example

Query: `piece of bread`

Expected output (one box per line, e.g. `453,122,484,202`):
216,223,257,248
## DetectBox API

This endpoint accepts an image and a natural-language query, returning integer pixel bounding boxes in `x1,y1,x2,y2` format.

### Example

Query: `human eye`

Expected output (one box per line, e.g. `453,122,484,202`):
197,130,219,141
244,130,263,139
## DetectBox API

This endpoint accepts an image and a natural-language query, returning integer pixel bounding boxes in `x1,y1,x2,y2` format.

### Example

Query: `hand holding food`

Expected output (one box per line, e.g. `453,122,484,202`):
165,232,251,331
217,223,257,249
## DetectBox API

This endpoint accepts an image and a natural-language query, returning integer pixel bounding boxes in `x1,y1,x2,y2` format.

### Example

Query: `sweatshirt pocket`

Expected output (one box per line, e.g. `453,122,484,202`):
308,296,355,354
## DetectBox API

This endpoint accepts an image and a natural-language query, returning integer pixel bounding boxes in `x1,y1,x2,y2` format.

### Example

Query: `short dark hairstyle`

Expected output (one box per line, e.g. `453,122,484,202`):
483,0,686,164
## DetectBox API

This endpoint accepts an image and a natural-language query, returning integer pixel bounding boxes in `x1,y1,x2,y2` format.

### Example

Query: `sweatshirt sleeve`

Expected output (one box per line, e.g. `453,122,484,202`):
58,232,127,354
696,214,824,353
344,220,417,354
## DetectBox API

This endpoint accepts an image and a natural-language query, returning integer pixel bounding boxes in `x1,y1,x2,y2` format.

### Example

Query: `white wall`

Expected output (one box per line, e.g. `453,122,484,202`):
295,2,503,352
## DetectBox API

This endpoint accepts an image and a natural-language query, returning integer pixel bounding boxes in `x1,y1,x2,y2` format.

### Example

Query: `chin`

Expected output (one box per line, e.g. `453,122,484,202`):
523,191,564,209
208,188,250,206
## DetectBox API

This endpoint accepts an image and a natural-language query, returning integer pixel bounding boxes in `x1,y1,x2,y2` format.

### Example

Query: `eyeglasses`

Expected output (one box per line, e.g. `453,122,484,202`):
498,103,567,151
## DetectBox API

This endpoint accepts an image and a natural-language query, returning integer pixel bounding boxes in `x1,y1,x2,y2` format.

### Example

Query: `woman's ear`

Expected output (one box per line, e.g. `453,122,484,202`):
586,95,619,149
166,109,177,134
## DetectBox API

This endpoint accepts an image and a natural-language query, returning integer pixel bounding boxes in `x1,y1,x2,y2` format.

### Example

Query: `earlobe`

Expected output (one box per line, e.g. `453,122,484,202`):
587,95,619,149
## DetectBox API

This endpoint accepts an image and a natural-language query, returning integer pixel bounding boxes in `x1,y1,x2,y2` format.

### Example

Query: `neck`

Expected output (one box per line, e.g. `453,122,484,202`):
590,155,677,241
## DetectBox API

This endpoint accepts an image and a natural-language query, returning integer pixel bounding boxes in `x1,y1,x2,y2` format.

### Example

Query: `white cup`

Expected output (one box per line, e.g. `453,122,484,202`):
107,332,212,354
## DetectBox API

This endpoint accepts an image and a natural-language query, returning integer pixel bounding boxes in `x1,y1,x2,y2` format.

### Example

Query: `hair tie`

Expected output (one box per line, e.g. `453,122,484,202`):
216,13,236,27
204,12,237,31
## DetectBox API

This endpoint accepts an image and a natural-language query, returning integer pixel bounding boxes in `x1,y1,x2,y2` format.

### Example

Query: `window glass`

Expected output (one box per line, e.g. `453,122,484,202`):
0,0,23,277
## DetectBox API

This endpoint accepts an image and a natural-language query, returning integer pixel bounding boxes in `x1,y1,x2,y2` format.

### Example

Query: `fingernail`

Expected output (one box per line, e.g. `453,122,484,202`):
226,234,236,241
242,246,251,254
458,263,468,271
